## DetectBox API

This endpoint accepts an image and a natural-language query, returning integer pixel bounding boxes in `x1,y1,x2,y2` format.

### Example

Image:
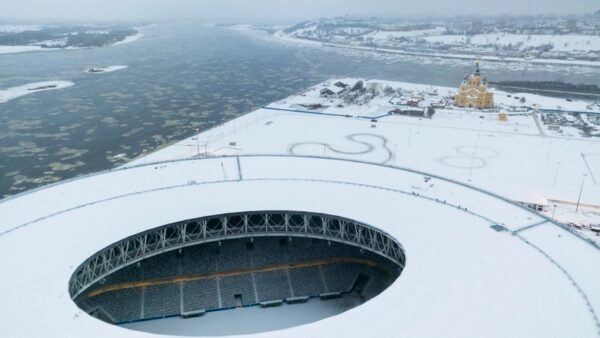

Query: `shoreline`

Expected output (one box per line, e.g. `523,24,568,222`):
0,81,74,104
0,45,58,55
272,31,600,68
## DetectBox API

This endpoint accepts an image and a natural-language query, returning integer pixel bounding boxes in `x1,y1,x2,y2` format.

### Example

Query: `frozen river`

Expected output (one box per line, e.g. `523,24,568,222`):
1,22,598,197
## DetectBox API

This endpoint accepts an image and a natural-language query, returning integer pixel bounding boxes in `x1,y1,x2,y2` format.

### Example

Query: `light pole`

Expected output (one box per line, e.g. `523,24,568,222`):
195,128,200,156
575,174,587,213
546,140,553,163
553,162,560,186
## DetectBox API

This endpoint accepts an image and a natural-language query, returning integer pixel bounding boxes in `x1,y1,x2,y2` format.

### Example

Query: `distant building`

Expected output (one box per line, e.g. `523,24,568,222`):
430,100,447,109
390,106,435,118
454,62,494,109
334,81,349,88
320,88,336,97
407,97,422,107
390,107,426,118
320,84,346,98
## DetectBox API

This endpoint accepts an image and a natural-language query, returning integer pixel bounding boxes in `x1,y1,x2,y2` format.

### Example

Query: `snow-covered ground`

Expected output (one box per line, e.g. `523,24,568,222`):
368,26,447,40
269,30,600,68
0,81,74,103
271,19,600,67
84,65,128,74
424,33,600,53
0,45,51,55
0,155,598,338
128,78,600,243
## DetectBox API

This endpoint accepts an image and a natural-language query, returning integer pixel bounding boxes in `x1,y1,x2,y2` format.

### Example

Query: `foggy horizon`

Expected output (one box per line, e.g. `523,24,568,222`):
1,0,599,24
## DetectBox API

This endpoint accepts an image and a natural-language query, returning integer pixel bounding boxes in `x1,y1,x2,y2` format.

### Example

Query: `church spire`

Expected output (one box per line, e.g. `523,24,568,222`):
454,61,494,109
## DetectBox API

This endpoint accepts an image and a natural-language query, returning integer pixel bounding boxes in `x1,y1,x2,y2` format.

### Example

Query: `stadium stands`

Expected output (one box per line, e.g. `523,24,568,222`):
87,288,142,322
220,275,255,307
290,267,326,296
144,284,180,319
182,279,219,312
80,236,400,324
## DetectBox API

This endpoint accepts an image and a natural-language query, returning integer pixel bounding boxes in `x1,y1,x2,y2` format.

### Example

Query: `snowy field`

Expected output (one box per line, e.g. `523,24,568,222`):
0,80,74,103
368,26,446,40
424,33,600,52
0,45,49,54
134,108,599,206
128,78,600,241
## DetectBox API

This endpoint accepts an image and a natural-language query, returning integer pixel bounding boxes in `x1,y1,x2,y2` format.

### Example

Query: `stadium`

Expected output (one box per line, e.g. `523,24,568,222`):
1,79,600,338
73,210,403,329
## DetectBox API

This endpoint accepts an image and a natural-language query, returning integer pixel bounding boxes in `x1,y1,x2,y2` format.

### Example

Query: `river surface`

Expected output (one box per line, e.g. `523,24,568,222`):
1,23,599,197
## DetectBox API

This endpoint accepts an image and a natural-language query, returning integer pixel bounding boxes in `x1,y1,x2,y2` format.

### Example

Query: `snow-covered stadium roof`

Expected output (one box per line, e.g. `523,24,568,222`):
2,78,600,337
1,155,599,338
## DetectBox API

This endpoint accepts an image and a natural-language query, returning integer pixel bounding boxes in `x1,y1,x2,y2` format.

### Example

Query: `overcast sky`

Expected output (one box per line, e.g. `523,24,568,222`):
1,0,598,23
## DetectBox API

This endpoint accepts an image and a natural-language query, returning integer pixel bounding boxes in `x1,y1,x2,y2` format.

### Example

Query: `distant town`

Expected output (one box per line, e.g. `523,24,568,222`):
266,12,600,64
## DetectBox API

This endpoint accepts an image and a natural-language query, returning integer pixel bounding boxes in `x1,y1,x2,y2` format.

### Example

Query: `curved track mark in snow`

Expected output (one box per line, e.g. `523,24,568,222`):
289,133,393,164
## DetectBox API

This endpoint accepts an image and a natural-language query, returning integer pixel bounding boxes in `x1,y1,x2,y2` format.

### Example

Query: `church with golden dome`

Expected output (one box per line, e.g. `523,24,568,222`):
454,62,494,109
